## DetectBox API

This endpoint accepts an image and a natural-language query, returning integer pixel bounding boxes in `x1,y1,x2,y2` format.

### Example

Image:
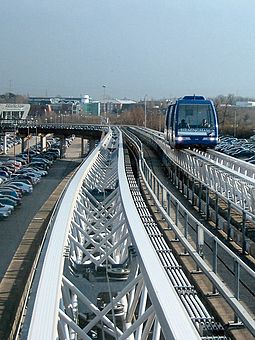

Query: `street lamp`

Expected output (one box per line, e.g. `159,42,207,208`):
35,119,38,151
27,121,30,163
144,95,147,128
102,85,106,120
13,122,17,161
234,110,237,137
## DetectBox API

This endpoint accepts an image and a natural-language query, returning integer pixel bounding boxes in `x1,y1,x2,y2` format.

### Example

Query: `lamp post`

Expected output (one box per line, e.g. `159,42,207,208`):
144,95,147,128
102,85,106,121
234,110,237,137
35,119,38,151
13,122,17,161
27,121,30,163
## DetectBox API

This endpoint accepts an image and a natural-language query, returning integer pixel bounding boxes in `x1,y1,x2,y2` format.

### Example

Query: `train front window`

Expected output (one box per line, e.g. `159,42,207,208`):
177,104,214,129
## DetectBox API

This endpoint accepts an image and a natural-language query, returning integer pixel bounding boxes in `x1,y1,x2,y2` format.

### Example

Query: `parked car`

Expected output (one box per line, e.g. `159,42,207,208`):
0,193,21,205
29,162,48,171
0,170,10,178
0,196,19,208
31,156,53,166
0,184,23,196
10,174,39,185
7,181,33,194
0,202,12,218
18,167,47,177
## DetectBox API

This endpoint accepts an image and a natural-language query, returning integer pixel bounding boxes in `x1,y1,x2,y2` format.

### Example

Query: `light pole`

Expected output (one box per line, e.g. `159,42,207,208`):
144,95,147,128
35,119,38,151
102,85,106,121
234,110,237,137
13,122,17,161
27,121,30,163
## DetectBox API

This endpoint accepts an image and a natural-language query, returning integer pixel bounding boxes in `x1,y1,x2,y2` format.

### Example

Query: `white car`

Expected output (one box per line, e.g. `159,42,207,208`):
0,203,12,218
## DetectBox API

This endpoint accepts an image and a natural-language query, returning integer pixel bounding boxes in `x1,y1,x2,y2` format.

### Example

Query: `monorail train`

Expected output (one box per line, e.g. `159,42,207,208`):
164,95,219,149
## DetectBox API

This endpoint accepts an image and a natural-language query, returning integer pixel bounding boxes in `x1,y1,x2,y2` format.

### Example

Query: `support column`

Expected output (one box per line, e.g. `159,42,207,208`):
40,135,47,152
21,137,26,153
89,139,96,153
2,134,7,154
81,138,89,157
60,136,66,158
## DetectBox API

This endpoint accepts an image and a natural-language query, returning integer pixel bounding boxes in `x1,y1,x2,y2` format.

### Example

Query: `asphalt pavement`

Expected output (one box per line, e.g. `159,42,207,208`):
0,138,83,283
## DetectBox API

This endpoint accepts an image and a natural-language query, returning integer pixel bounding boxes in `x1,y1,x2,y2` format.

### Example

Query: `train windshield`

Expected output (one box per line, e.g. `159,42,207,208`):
177,104,215,131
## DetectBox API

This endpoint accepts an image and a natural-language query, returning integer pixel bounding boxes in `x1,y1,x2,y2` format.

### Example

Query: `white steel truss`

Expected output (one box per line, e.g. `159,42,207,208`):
21,128,201,340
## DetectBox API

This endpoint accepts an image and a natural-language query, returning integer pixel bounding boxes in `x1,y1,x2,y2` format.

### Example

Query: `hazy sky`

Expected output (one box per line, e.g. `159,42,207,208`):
1,0,255,100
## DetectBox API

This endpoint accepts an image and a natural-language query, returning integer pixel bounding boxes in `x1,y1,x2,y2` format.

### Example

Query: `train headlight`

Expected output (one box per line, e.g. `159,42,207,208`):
177,137,183,142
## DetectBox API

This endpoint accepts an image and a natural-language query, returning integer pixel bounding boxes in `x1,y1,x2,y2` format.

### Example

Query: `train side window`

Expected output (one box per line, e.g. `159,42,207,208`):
170,105,175,128
165,106,170,128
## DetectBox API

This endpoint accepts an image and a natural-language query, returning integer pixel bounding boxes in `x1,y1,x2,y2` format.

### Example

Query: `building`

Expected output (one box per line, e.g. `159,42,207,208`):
235,101,255,108
0,103,30,120
80,95,100,116
100,99,137,115
29,96,81,115
28,95,137,117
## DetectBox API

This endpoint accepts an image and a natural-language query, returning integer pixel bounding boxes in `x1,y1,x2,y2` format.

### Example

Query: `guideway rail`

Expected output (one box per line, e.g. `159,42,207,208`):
122,146,227,338
124,129,255,337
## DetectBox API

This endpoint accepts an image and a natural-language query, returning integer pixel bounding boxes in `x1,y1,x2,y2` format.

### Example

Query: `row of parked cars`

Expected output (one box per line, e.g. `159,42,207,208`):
0,138,62,219
0,134,21,154
215,135,255,164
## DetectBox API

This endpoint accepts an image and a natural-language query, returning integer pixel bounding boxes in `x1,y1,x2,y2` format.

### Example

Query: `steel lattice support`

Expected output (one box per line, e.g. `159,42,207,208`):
21,128,201,340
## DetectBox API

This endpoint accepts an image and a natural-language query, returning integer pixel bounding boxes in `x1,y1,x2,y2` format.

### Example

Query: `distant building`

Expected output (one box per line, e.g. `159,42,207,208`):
28,95,136,117
81,102,101,116
100,99,137,115
0,103,30,120
28,96,81,115
235,101,255,108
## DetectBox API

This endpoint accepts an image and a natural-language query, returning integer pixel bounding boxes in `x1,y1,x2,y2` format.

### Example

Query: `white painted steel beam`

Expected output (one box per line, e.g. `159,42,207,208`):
22,127,213,340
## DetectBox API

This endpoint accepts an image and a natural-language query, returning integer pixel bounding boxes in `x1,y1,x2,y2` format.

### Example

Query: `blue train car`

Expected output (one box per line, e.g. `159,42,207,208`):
164,95,218,149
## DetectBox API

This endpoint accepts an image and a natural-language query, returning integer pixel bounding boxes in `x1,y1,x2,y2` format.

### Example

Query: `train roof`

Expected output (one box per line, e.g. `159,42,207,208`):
176,95,213,105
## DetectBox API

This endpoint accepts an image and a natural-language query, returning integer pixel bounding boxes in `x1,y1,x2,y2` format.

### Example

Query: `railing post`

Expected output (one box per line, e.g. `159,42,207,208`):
242,211,247,255
206,187,210,220
196,224,204,271
184,211,189,254
175,203,179,227
212,239,218,294
234,260,240,324
157,181,160,201
186,176,190,201
191,181,195,206
198,183,202,213
215,194,219,228
227,200,232,240
167,192,171,216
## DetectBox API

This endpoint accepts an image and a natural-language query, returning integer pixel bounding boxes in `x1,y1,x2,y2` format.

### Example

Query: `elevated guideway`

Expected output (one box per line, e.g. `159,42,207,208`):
10,125,253,339
130,127,255,257
20,128,203,340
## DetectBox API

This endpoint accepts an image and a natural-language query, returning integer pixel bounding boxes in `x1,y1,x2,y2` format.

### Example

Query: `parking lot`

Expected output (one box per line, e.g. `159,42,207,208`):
0,137,83,283
216,135,255,162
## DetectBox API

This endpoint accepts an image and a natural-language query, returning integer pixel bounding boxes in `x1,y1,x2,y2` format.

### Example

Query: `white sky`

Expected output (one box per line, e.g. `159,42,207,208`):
1,0,255,100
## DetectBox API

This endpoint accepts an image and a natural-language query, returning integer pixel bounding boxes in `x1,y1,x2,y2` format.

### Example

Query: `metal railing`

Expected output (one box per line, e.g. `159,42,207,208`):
124,129,255,336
